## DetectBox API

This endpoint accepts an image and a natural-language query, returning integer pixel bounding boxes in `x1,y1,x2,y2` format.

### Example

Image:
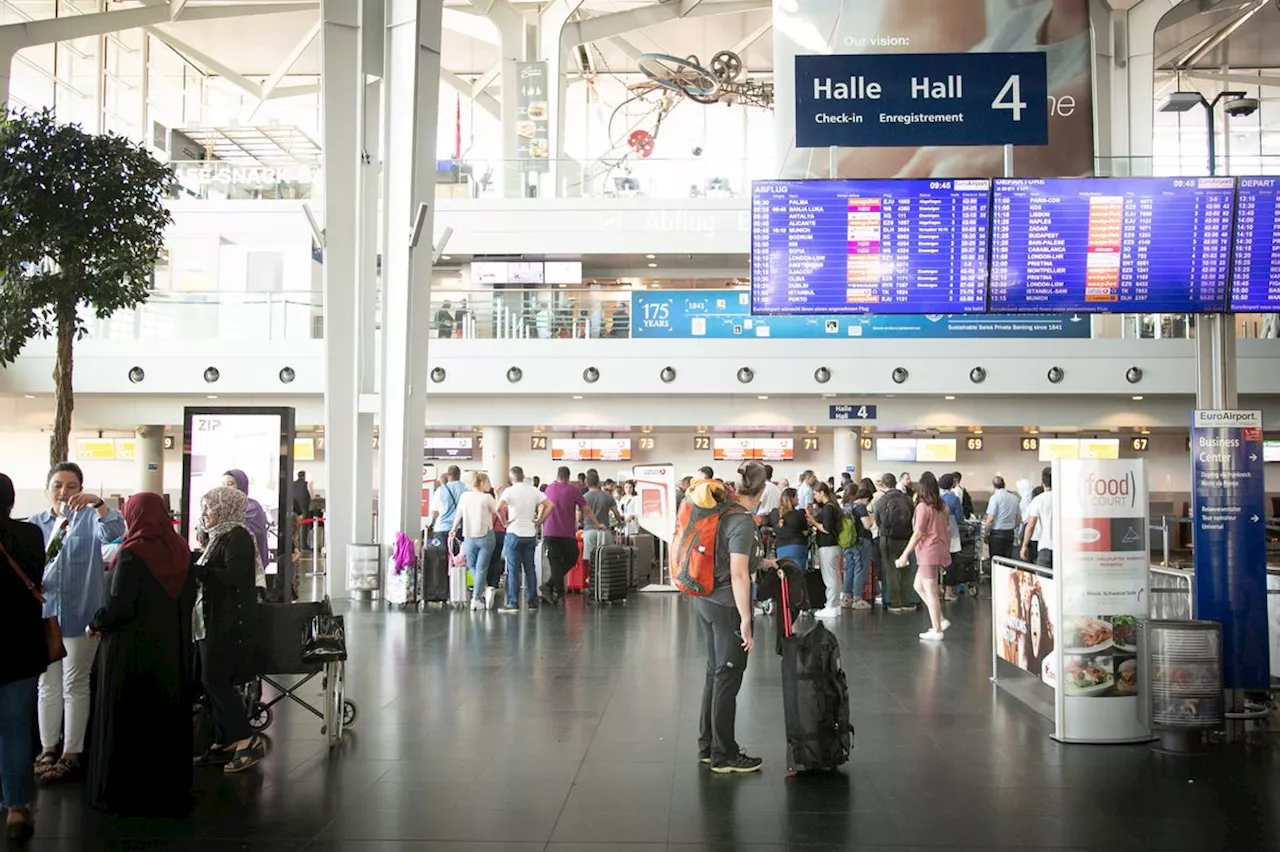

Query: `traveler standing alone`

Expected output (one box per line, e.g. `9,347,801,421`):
0,473,47,842
809,483,843,619
30,462,125,785
1021,467,1055,569
895,471,952,641
984,476,1021,562
695,461,769,774
539,467,600,605
292,471,312,550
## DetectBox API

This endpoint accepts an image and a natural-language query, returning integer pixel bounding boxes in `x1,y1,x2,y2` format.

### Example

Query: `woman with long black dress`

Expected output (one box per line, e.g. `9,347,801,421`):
191,486,266,773
87,492,196,816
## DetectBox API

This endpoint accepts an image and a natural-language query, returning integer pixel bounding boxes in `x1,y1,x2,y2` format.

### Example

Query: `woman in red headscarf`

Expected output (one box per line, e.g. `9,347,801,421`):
86,492,195,817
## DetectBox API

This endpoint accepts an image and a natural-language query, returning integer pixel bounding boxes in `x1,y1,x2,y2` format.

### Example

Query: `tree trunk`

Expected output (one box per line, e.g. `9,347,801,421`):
50,308,75,466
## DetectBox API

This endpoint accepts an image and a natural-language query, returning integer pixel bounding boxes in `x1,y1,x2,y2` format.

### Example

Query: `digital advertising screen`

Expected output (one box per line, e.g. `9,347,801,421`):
1229,178,1280,312
544,261,583,285
713,438,751,461
181,407,295,557
1039,438,1081,461
916,438,958,463
1078,438,1120,460
551,438,591,461
423,437,475,460
989,177,1234,314
875,438,917,463
750,179,990,316
1263,439,1280,463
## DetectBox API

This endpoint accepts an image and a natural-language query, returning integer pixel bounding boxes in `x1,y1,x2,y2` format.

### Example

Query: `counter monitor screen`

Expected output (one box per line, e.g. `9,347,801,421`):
1230,178,1280,312
989,177,1234,314
751,179,990,315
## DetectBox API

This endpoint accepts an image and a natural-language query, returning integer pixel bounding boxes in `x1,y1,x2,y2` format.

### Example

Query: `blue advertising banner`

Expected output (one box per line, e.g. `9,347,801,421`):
1191,409,1269,689
794,51,1049,149
630,290,1090,339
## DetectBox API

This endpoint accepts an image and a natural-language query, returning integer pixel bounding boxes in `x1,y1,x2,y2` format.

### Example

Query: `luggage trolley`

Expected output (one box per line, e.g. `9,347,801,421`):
250,599,358,747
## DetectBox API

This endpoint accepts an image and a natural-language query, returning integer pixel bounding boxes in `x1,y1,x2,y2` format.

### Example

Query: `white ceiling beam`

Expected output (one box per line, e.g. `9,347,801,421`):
467,0,521,33
243,18,320,121
1153,3,1260,68
442,6,500,44
472,61,501,94
172,2,318,21
441,67,500,118
0,2,169,47
1185,69,1280,91
168,0,189,21
678,0,704,17
607,35,644,63
144,26,262,98
731,19,770,54
1175,0,1268,69
266,83,320,99
564,0,767,48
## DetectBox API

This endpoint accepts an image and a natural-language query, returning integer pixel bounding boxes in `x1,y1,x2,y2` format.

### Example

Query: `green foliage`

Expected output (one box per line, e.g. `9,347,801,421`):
0,107,175,363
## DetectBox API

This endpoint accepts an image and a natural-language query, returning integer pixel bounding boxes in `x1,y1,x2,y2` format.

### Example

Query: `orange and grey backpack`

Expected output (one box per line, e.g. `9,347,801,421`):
671,479,747,597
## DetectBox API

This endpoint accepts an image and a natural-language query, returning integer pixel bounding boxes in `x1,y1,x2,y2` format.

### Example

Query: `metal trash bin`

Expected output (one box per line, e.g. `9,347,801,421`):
346,543,381,600
1141,619,1223,754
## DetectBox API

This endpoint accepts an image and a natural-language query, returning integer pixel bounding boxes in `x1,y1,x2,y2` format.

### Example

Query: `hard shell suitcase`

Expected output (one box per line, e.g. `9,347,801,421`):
421,544,449,603
593,544,631,603
566,539,588,593
779,574,854,772
630,533,656,587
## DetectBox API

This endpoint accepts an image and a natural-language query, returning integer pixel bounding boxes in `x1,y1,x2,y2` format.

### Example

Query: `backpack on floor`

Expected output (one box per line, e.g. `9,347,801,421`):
780,572,854,773
671,479,745,597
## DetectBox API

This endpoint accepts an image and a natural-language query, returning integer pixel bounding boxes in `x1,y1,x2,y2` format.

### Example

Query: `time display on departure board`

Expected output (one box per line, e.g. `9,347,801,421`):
989,177,1234,314
751,179,990,315
1229,178,1280,312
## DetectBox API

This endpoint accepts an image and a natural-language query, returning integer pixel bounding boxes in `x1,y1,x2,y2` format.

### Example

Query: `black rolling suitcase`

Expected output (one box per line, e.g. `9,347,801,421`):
421,543,449,604
779,573,853,773
593,543,630,604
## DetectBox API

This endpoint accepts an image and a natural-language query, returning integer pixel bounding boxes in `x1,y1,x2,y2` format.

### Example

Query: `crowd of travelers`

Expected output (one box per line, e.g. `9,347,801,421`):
0,462,275,841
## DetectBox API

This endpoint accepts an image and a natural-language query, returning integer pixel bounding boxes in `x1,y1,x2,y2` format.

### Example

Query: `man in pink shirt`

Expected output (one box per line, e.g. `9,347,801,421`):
540,466,600,605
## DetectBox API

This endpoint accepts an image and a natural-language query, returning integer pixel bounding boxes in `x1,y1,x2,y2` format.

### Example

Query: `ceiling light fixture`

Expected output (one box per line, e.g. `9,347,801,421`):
757,395,769,400
1132,395,1144,401
945,395,956,400
572,395,584,400
647,263,657,268
645,254,655,259
23,394,35,399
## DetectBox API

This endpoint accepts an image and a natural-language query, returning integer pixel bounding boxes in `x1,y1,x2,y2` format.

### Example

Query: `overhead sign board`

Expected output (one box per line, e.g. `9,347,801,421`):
829,404,877,421
794,51,1049,148
1191,409,1268,689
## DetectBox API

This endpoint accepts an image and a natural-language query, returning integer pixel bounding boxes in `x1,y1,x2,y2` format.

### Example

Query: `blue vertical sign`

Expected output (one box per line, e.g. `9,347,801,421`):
1191,410,1269,689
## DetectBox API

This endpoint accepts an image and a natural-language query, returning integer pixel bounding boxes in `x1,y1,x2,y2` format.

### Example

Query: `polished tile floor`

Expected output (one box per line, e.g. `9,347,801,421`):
22,588,1280,851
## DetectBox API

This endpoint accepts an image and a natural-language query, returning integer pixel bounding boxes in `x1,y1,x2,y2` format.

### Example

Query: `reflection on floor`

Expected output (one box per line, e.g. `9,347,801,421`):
25,589,1280,851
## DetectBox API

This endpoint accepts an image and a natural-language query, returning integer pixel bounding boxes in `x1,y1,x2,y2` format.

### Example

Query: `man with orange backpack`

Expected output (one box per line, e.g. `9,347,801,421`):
673,461,771,774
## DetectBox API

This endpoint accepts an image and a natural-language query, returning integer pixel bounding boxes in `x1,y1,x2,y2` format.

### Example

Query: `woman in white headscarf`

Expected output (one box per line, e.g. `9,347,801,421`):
191,486,265,774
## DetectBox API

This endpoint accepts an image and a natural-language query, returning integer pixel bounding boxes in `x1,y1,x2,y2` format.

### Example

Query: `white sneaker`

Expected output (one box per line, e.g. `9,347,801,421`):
919,630,944,641
484,587,497,610
813,607,841,619
941,619,952,632
839,594,852,609
852,600,872,610
470,597,483,611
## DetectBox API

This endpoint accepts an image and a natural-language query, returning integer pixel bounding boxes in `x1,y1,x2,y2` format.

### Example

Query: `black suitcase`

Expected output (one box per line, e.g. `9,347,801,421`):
487,531,507,589
781,620,854,772
421,544,449,603
593,544,630,603
804,568,828,612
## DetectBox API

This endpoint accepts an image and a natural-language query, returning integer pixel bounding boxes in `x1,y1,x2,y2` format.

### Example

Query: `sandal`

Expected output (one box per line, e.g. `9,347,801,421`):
5,806,34,844
223,736,266,774
39,756,80,785
33,751,58,777
193,744,232,765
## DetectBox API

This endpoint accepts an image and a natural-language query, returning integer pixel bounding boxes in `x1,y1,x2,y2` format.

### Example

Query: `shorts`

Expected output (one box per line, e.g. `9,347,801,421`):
916,563,943,582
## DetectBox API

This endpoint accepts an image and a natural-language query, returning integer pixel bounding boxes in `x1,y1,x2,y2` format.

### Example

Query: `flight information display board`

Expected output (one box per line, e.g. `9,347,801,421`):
751,179,990,315
1229,178,1280,312
989,177,1234,314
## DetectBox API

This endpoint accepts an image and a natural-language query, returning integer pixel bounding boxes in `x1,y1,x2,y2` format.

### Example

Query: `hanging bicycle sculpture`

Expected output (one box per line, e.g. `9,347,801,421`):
635,50,774,109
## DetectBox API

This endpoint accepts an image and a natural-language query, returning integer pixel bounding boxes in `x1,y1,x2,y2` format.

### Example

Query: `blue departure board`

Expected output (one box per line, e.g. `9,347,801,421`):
1229,178,1280,312
750,179,990,315
989,177,1234,314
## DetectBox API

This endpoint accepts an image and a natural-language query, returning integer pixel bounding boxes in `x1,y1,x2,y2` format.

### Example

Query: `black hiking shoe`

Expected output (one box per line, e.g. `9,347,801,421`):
710,752,763,774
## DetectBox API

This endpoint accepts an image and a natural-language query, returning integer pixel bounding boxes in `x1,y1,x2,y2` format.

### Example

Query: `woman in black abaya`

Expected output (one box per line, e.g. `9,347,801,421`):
87,492,196,816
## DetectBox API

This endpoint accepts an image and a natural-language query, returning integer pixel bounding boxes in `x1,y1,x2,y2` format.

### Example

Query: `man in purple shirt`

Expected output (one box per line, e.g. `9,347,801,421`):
539,466,600,605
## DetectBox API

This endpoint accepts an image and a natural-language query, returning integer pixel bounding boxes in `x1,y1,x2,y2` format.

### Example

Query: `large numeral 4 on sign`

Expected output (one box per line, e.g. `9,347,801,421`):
992,74,1026,121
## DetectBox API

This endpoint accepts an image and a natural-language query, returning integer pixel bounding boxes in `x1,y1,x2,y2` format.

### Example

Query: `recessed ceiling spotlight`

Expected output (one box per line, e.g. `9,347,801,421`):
647,263,657,268
23,394,35,399
1132,395,1144,401
572,395,584,400
441,255,451,260
944,395,956,400
203,366,220,383
430,367,446,383
206,394,218,399
278,366,296,384
645,254,655,259
127,366,145,384
757,395,769,400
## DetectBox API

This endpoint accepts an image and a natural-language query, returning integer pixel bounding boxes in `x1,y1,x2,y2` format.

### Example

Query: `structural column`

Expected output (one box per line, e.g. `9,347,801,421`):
320,0,363,599
136,425,164,494
482,426,510,488
541,0,581,196
377,0,442,550
833,427,857,480
1090,0,1168,167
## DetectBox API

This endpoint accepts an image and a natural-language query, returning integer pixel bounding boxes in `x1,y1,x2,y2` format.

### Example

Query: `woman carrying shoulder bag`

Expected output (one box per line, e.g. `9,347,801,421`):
0,473,51,842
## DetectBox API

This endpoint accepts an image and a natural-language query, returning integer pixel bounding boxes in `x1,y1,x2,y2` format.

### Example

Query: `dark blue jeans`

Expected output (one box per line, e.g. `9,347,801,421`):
0,675,38,808
503,534,539,606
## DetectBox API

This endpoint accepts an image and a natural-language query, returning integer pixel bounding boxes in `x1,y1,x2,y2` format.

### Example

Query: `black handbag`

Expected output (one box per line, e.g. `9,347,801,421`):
301,612,347,663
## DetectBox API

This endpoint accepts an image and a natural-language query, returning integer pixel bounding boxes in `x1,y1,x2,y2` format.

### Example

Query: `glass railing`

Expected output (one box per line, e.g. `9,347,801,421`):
73,288,1279,342
85,291,322,341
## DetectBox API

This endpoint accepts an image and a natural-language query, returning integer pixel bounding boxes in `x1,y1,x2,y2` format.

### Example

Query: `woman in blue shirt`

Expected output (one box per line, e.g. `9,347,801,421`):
29,463,124,785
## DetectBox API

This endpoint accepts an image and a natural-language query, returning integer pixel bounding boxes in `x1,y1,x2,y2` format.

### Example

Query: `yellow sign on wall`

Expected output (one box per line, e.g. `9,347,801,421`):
114,439,137,460
75,439,117,460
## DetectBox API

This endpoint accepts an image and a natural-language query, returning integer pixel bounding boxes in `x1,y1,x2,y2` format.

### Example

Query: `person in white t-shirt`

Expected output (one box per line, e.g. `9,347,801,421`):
1020,467,1054,570
450,471,500,611
495,466,551,612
